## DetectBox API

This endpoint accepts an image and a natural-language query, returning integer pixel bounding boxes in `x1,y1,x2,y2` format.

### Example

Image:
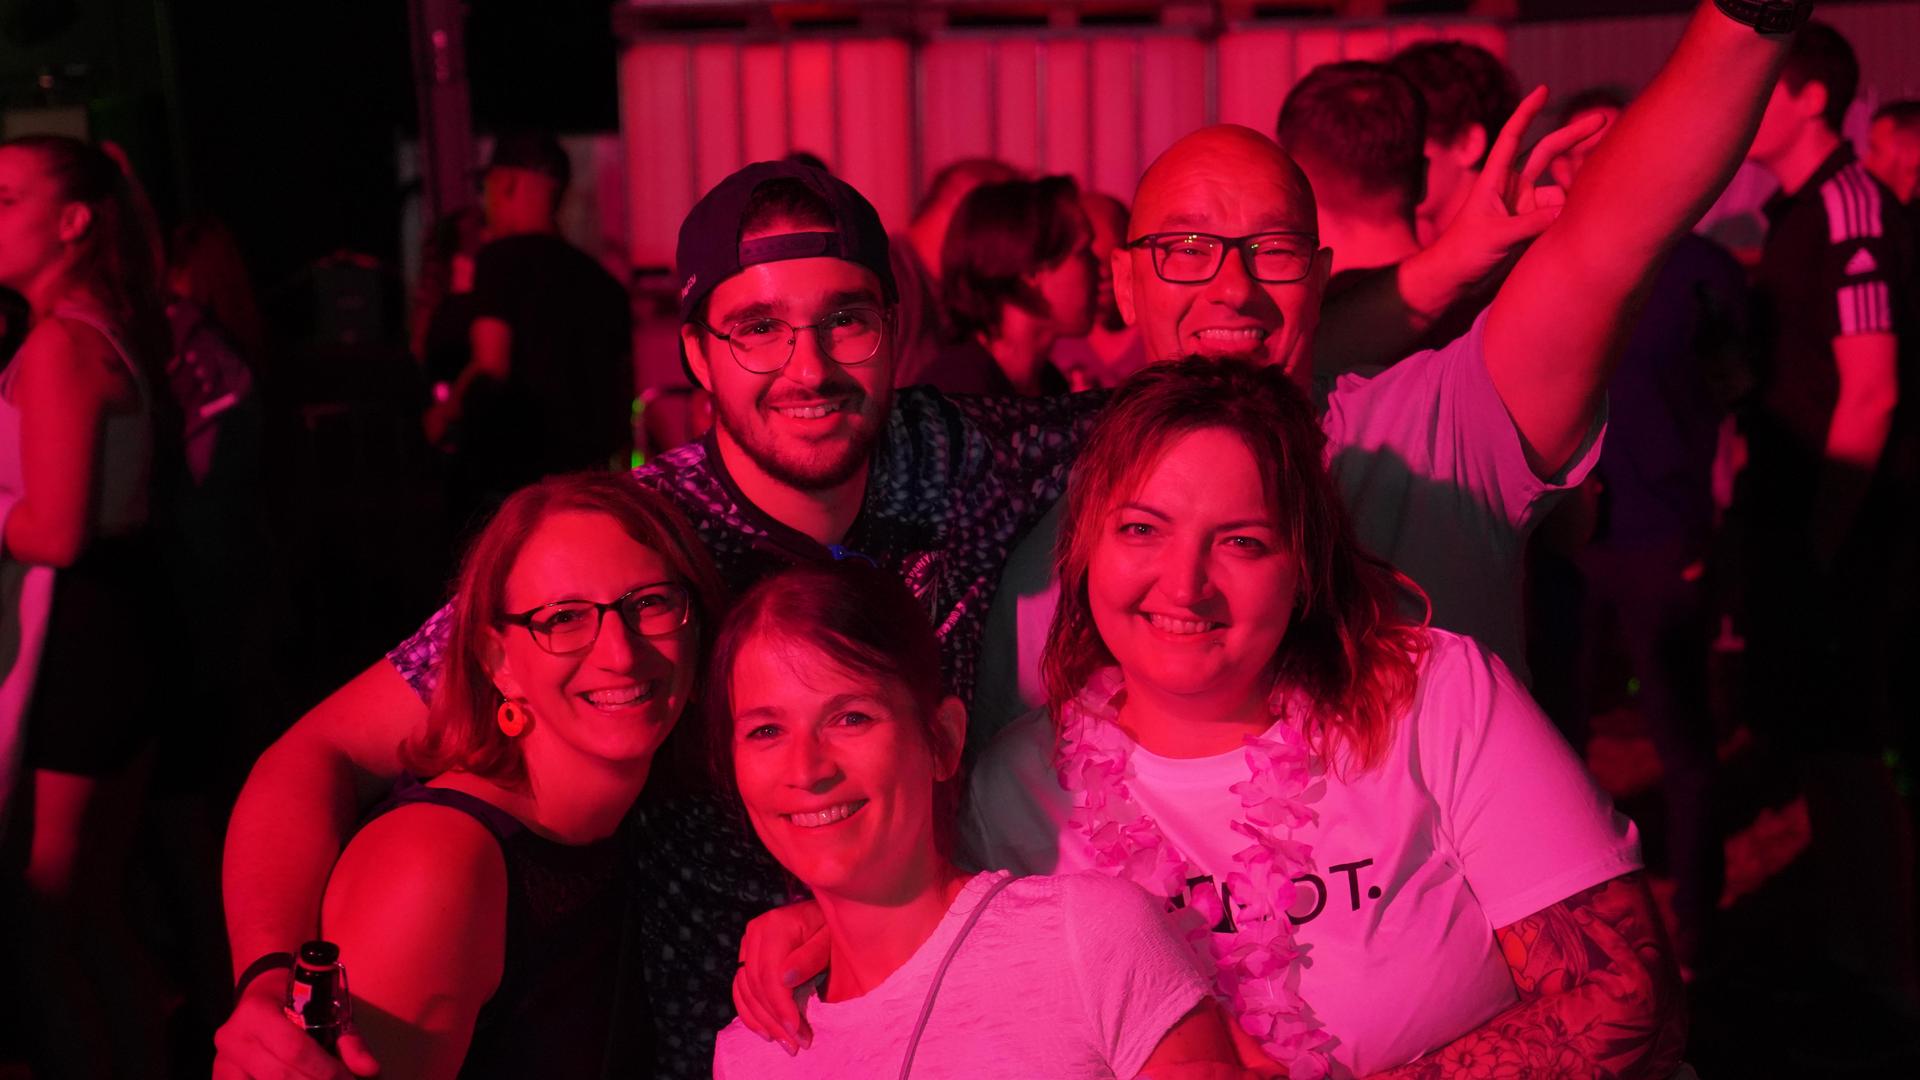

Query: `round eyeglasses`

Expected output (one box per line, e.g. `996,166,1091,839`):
1123,231,1319,285
498,582,692,655
694,306,887,374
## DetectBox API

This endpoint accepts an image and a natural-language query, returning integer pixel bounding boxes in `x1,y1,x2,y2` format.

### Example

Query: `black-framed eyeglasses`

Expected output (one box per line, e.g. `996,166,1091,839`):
693,306,888,374
498,581,692,655
1122,231,1319,285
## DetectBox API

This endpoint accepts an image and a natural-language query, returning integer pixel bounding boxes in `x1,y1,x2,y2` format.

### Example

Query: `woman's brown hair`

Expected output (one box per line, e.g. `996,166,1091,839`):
1042,357,1428,772
405,471,726,788
940,175,1088,341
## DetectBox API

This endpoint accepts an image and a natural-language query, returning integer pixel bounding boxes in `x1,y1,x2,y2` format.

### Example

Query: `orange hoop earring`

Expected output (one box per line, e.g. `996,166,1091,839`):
496,700,531,738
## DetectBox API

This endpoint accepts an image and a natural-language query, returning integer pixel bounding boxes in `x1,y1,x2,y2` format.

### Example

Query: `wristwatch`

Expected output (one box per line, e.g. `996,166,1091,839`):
1712,0,1815,34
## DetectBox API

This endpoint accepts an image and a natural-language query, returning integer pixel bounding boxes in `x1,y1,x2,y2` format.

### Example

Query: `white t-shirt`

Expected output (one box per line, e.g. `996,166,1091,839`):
969,314,1604,742
713,870,1211,1080
964,631,1641,1079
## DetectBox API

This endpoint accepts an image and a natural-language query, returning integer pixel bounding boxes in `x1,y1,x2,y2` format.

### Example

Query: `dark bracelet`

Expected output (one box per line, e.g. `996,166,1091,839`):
1712,0,1815,35
234,951,295,1005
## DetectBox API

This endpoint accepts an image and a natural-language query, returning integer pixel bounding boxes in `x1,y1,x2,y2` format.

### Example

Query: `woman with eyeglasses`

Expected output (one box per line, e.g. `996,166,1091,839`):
925,175,1098,396
314,471,723,1078
710,561,1244,1079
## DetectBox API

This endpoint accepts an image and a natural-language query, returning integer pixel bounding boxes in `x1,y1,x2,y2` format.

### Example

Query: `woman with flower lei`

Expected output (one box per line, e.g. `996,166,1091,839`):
734,359,1685,1079
971,358,1684,1079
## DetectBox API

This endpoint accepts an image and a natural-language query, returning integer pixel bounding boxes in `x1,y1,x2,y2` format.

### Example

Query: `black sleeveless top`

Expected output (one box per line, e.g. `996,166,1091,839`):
363,776,625,1079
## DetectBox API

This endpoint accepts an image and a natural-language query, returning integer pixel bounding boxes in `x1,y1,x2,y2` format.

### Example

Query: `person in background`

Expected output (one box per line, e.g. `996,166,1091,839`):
166,215,263,486
1276,60,1427,278
1740,20,1919,1020
891,158,1021,388
1050,191,1147,389
1390,40,1522,247
710,562,1239,1078
170,215,265,362
423,132,633,530
1866,100,1920,205
932,175,1098,396
0,134,176,1079
1531,85,1748,974
314,472,721,1078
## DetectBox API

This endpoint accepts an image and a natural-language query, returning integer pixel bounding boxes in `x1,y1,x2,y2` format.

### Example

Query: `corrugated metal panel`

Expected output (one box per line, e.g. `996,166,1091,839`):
617,18,1519,268
836,39,914,230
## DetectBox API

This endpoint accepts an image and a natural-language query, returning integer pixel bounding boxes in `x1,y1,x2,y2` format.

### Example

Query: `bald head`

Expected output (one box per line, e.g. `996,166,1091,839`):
1115,125,1329,388
1130,125,1318,241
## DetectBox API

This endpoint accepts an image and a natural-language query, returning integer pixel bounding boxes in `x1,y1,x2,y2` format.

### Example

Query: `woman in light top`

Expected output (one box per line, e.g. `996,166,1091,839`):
740,359,1683,1079
710,561,1245,1079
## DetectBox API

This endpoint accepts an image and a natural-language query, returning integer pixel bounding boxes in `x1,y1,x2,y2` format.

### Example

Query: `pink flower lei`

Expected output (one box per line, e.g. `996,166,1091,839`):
1054,668,1332,1078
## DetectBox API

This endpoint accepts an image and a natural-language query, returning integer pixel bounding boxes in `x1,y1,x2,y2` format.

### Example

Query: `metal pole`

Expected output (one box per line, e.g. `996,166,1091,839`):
408,0,476,223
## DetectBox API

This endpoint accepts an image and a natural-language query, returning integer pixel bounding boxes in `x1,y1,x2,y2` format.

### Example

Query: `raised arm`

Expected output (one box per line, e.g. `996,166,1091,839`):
1369,872,1684,1079
1312,92,1603,375
214,659,426,1078
1486,1,1796,476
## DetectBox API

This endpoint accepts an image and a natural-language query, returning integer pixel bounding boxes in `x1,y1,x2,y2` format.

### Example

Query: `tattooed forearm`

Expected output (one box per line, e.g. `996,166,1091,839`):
1368,872,1685,1080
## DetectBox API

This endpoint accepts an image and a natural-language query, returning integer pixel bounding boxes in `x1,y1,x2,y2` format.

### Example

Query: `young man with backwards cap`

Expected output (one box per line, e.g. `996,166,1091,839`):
213,160,1101,1078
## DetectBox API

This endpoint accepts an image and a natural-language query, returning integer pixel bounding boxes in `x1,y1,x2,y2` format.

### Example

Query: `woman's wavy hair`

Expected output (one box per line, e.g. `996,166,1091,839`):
705,561,963,857
404,471,727,791
1042,357,1428,773
940,175,1087,341
3,136,170,380
171,214,267,360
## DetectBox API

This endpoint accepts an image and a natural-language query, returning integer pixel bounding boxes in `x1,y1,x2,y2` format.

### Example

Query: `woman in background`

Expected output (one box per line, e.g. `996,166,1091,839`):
0,133,175,1078
926,175,1097,396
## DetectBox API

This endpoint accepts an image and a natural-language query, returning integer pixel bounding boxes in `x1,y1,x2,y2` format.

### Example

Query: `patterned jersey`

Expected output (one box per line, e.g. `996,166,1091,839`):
388,384,1100,1075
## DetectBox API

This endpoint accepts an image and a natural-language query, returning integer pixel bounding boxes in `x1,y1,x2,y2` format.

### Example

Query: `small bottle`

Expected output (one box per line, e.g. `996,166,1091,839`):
283,939,351,1054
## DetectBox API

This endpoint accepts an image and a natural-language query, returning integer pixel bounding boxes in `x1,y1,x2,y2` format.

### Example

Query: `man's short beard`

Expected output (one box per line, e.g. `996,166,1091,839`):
715,387,890,492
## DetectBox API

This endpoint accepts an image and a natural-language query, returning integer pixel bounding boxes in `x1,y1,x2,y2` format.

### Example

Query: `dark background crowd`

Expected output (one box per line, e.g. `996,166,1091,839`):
0,0,1918,1076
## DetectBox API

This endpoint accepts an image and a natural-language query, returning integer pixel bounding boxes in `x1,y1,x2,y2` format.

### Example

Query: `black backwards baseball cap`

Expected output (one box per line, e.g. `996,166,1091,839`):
487,130,572,189
675,160,897,326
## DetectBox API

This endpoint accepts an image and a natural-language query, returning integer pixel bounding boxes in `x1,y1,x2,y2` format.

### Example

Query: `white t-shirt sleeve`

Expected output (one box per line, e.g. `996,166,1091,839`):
1060,872,1212,1079
1420,631,1642,928
1321,310,1607,535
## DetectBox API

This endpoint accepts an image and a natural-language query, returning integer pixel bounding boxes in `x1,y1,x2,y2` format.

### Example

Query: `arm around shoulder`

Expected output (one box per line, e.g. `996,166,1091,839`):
320,801,509,1080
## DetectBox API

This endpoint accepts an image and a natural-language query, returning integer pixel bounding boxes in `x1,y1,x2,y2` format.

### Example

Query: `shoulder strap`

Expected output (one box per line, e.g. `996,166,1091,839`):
48,305,145,388
369,775,524,850
898,873,1021,1080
